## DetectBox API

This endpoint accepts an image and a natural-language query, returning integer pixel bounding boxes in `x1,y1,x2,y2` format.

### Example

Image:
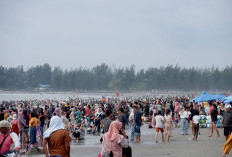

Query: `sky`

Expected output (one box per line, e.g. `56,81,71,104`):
0,0,232,70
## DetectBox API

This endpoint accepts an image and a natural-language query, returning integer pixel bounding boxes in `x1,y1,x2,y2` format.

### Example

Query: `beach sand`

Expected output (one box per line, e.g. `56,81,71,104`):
30,124,225,157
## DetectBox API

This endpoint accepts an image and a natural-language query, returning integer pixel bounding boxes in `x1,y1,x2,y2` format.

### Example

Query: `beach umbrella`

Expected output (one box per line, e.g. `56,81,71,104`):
190,91,216,103
213,94,226,100
223,95,232,104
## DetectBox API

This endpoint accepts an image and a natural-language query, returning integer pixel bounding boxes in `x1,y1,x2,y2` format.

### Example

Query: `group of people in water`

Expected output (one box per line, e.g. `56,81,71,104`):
0,95,232,157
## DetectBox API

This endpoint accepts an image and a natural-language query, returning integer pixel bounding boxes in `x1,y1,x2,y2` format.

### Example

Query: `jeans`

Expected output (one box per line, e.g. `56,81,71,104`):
19,131,22,144
181,118,189,135
29,126,37,144
40,125,44,136
130,124,135,141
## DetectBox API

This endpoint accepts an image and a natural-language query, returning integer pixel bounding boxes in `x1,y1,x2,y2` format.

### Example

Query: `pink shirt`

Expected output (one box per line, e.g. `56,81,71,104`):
0,132,20,154
102,134,128,157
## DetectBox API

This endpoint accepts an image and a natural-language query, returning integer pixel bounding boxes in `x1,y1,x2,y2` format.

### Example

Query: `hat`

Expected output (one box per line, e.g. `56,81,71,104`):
0,120,10,128
225,104,231,109
13,114,17,120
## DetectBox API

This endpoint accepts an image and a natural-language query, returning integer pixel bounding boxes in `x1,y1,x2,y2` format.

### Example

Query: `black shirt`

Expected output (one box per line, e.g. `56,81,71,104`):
190,109,197,120
119,113,127,130
40,115,45,126
211,109,218,122
0,113,4,121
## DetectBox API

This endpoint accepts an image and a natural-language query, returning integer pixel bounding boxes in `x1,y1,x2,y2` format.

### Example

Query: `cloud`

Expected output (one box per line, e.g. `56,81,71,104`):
0,0,231,70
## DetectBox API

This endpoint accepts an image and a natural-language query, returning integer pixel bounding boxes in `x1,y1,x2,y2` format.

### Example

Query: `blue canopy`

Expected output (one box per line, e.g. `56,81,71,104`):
223,95,232,104
213,94,226,100
190,91,216,103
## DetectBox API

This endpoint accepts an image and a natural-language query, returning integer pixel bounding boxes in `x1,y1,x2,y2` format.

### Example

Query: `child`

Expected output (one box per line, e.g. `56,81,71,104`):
174,111,179,128
87,125,93,135
155,110,164,143
164,110,173,143
73,124,82,143
192,110,200,141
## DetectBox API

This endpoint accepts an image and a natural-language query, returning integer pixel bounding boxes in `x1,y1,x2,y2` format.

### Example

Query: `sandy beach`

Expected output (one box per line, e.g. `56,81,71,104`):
30,124,225,157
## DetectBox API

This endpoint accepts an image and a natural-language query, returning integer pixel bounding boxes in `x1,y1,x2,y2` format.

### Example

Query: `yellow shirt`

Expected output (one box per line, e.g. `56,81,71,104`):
29,117,39,127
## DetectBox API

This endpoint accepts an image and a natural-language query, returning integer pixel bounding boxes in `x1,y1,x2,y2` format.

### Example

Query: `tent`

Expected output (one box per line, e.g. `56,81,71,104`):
223,95,232,104
190,91,216,103
213,94,226,100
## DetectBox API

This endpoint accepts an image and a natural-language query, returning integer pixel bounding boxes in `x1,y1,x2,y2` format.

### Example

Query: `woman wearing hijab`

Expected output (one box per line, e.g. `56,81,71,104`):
10,114,20,136
61,115,70,132
18,112,26,148
101,121,129,157
43,116,71,157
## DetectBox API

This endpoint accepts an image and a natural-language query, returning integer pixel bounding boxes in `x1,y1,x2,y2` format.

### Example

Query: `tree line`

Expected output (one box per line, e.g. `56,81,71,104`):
0,63,232,91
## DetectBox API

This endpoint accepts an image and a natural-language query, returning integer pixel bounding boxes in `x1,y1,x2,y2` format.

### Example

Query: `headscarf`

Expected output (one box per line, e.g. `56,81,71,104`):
43,116,65,139
105,121,122,141
61,115,69,131
18,112,26,125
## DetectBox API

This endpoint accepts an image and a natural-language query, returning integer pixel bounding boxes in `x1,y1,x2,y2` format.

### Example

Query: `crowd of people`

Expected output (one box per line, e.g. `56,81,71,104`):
0,95,232,157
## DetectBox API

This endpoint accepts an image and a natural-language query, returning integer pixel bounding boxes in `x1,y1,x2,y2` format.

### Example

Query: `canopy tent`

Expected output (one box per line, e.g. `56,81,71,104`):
190,91,216,103
223,95,232,104
213,94,226,100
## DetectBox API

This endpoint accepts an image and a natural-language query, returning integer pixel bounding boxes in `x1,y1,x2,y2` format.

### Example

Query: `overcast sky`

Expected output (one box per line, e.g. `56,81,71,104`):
0,0,231,70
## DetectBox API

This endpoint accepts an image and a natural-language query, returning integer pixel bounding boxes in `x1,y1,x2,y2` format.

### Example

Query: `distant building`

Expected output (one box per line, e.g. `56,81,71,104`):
36,84,51,91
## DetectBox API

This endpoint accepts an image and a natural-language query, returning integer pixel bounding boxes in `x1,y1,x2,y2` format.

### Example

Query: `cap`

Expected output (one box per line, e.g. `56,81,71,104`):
0,120,10,128
13,114,17,120
225,104,231,109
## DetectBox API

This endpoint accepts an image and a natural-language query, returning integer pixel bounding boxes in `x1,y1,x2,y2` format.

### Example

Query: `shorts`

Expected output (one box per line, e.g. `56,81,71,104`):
134,124,141,136
212,121,217,124
156,128,164,133
224,127,232,136
24,126,29,133
73,132,80,138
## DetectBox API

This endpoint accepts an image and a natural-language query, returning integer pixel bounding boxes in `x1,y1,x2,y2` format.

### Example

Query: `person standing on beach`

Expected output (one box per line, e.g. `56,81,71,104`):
18,112,26,148
118,107,127,130
155,110,164,143
164,110,172,143
43,116,71,157
103,109,113,133
129,109,135,141
179,106,191,135
133,105,142,143
190,105,198,135
192,110,200,141
221,104,232,140
209,105,220,137
29,112,39,145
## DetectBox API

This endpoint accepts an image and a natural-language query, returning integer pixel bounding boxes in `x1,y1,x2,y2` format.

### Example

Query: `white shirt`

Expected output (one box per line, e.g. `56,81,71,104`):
179,111,191,119
155,115,164,128
129,112,134,121
193,115,200,124
10,132,20,149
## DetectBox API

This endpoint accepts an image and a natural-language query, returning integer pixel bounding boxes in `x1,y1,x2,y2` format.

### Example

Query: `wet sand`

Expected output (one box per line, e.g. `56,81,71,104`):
32,124,225,157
